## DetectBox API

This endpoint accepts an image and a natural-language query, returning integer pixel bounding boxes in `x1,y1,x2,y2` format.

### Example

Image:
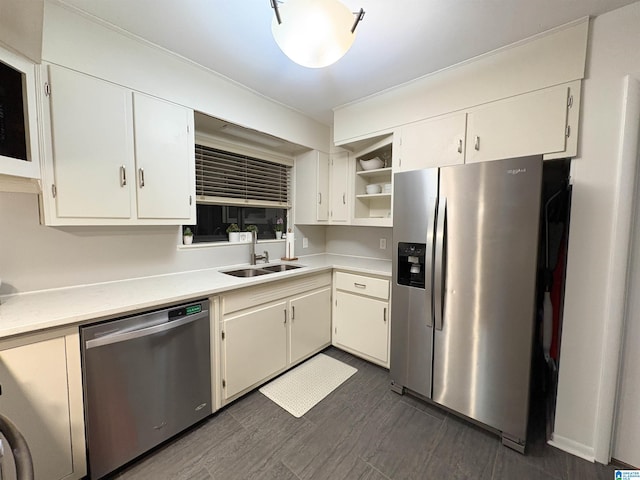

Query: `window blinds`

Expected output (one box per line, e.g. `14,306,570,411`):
195,144,291,207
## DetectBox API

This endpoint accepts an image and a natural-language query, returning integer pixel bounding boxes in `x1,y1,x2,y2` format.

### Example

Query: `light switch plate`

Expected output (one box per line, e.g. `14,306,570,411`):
380,238,387,249
303,237,309,248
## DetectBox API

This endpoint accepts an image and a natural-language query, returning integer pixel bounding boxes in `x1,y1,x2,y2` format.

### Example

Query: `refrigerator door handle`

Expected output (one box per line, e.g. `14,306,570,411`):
425,196,437,328
434,197,447,331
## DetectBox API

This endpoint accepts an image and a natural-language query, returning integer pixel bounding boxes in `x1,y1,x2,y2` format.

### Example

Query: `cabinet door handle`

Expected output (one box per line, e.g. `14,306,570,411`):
291,305,295,321
318,193,322,205
120,165,127,186
342,193,346,205
474,136,480,151
457,139,463,154
138,167,145,188
284,309,287,324
383,307,387,323
354,283,366,289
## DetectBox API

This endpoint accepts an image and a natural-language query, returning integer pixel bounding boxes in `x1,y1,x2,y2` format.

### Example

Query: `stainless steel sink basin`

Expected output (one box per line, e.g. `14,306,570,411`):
261,264,303,272
222,264,303,277
223,268,271,277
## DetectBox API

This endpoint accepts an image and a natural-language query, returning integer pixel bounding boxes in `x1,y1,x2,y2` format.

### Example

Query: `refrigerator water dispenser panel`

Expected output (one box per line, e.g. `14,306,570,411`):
397,242,426,288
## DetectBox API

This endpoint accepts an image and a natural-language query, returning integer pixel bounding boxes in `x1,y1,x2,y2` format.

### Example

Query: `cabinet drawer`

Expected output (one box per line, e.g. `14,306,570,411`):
335,272,389,300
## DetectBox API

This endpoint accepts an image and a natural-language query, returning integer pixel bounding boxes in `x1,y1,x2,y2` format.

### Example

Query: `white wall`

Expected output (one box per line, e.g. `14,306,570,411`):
41,2,329,152
0,192,286,293
612,77,640,467
551,1,640,462
333,19,588,144
0,0,43,61
0,1,338,295
326,226,392,260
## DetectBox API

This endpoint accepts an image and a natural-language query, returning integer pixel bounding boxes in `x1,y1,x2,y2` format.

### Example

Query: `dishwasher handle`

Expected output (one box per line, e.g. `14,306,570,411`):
85,311,209,349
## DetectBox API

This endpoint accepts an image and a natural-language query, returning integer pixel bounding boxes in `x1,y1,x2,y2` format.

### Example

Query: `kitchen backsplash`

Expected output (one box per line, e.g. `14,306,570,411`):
0,193,287,293
1,193,382,294
325,226,392,261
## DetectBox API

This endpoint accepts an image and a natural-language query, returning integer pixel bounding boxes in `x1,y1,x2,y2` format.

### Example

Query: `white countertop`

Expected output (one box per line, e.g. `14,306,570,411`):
0,254,391,340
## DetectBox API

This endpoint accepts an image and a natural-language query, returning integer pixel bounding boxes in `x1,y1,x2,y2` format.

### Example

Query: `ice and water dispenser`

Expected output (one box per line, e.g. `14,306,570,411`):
397,242,426,289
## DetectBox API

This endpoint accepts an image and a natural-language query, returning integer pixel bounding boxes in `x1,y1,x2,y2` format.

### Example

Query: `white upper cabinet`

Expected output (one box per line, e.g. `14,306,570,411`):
133,93,194,220
466,83,572,163
294,149,330,225
0,46,41,180
393,81,579,171
47,65,135,219
40,65,196,226
398,113,467,171
329,151,350,223
317,150,330,221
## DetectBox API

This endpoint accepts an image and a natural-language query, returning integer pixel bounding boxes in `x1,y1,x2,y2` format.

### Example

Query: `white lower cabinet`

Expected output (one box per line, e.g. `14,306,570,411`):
333,271,390,367
222,300,288,399
290,288,332,364
219,272,332,403
0,328,86,480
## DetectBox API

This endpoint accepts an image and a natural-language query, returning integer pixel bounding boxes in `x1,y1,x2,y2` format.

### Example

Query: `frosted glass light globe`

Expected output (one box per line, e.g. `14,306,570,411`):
272,0,357,68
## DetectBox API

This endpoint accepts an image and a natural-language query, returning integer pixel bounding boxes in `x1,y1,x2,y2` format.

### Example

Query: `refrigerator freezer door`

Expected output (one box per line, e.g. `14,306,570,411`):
390,168,438,398
432,155,542,445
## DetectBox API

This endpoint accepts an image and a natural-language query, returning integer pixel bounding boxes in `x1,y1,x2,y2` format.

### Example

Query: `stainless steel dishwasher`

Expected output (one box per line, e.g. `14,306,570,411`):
81,299,212,479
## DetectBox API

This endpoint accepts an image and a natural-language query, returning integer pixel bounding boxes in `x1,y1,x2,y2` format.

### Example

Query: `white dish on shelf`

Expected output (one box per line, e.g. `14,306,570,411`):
382,183,392,193
359,157,384,171
365,184,382,194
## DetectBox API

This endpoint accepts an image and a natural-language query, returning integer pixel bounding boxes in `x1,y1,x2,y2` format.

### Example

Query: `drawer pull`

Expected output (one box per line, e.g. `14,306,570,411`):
354,283,366,289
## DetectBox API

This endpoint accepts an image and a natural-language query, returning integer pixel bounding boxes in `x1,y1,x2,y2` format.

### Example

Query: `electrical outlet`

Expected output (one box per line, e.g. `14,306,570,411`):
303,237,309,248
380,238,387,249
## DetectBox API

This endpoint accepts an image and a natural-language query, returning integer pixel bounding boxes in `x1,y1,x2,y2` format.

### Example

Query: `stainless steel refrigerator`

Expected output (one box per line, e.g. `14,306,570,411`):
390,155,543,453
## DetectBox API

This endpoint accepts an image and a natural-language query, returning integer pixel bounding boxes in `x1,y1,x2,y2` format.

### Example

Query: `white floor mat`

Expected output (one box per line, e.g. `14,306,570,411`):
259,353,357,418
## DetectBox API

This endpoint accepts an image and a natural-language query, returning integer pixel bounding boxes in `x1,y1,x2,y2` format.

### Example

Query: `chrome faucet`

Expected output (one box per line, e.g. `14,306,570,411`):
251,232,269,265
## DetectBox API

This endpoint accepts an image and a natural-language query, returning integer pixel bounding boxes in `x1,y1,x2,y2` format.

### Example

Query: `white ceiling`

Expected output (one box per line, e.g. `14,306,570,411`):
59,0,637,126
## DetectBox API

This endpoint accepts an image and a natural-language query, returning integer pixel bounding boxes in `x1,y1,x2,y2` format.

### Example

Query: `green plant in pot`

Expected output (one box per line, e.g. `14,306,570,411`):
274,217,284,239
226,223,240,242
246,224,259,241
183,227,194,245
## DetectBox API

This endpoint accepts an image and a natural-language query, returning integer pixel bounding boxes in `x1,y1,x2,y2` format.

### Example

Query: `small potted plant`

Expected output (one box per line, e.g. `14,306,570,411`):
274,217,284,239
183,227,193,245
246,224,259,241
226,223,240,242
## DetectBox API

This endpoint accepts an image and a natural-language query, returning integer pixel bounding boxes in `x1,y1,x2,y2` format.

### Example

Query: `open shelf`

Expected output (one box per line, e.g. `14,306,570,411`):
353,136,394,224
356,167,392,178
356,193,392,199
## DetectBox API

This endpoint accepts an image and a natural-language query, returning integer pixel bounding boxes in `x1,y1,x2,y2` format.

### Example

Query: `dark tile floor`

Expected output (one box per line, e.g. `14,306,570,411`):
115,348,617,480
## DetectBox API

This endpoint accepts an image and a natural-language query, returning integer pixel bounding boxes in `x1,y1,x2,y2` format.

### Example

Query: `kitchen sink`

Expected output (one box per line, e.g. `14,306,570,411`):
261,264,303,272
222,264,303,277
223,268,272,277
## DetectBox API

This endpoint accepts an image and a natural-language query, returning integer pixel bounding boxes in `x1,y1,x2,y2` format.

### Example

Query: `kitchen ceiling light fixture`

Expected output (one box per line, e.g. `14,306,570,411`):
270,0,365,68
